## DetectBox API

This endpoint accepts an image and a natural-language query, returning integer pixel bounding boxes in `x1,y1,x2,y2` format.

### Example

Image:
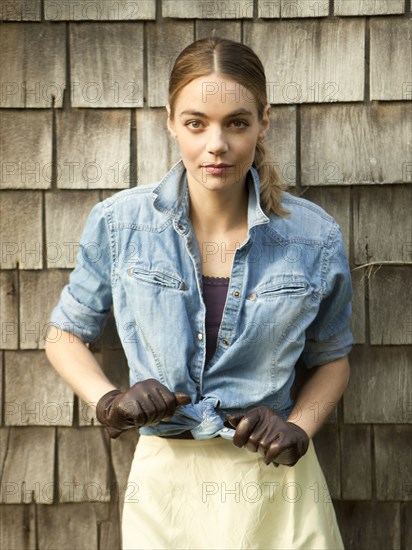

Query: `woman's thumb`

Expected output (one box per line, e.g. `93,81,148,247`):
174,392,192,406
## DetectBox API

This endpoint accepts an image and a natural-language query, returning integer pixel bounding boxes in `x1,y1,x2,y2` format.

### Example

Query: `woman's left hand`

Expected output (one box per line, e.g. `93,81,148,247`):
228,406,309,467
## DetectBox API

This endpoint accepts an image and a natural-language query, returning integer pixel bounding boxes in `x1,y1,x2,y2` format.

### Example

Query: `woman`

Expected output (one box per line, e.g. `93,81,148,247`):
46,38,353,549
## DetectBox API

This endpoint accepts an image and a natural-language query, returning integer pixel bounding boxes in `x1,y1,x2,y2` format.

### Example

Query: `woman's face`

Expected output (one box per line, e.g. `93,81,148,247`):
167,73,270,198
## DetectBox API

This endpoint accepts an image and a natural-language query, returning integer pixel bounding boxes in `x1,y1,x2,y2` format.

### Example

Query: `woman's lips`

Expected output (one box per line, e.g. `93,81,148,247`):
203,164,234,175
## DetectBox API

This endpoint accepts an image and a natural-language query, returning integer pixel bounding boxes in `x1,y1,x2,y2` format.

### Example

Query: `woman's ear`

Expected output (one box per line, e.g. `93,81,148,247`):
259,103,271,141
166,104,177,139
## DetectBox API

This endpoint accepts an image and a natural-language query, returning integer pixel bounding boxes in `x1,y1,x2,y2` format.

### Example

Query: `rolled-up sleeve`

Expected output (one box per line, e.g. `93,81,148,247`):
49,201,113,343
301,223,354,369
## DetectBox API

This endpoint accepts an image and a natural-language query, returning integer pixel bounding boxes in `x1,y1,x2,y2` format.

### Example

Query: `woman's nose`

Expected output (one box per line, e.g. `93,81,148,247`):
206,128,229,155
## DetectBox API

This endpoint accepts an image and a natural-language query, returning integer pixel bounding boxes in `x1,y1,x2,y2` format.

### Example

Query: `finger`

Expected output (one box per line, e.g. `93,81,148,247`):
262,433,284,465
156,388,180,421
257,430,280,458
245,434,261,453
265,440,299,466
233,415,260,448
227,415,243,428
136,396,159,425
118,396,146,424
247,429,273,455
147,389,176,424
174,392,192,407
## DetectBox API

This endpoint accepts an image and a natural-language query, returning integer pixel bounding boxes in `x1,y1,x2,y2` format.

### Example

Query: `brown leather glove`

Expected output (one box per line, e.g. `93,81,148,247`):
96,378,191,439
228,406,309,467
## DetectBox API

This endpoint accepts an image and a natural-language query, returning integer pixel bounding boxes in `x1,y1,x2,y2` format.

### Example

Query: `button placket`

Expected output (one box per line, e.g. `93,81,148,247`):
217,249,246,350
178,219,207,386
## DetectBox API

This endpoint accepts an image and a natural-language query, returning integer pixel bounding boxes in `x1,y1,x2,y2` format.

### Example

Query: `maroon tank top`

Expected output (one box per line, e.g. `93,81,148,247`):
202,275,230,365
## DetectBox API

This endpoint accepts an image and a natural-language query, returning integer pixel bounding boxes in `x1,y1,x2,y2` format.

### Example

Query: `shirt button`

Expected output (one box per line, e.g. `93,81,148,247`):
248,293,256,301
222,338,229,346
222,427,229,432
197,333,203,340
127,268,133,276
233,290,240,298
177,224,185,231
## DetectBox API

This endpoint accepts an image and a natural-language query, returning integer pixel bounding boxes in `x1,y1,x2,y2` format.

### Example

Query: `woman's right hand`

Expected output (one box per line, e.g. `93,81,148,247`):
96,378,191,438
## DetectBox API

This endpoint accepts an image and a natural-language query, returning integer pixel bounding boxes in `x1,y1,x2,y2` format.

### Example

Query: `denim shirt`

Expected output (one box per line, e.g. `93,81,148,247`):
50,159,353,440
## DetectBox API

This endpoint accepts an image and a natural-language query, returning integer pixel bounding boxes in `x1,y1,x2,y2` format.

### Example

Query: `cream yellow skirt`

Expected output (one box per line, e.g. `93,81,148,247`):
122,435,344,550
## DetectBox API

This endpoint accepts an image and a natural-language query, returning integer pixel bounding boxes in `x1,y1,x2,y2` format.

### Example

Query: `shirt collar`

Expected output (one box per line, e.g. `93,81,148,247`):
151,159,270,230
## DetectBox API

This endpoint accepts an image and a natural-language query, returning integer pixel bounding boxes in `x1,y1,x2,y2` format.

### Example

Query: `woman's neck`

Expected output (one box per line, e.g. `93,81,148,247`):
188,182,249,236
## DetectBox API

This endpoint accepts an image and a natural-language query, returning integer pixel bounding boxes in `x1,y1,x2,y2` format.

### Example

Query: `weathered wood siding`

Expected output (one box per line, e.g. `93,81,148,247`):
0,1,411,548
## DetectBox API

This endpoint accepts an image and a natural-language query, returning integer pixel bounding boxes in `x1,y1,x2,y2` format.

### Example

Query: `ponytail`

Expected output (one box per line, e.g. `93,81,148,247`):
253,141,290,217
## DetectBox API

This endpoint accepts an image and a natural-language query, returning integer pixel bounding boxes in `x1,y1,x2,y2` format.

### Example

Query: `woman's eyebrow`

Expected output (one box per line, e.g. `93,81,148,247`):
178,108,254,118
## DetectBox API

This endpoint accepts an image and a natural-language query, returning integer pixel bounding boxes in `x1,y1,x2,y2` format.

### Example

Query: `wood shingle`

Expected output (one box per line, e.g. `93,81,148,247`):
334,501,401,550
44,0,156,21
244,19,364,104
56,110,131,188
19,270,70,349
0,0,41,21
147,20,194,107
4,350,73,426
369,267,412,345
0,112,52,189
0,271,19,349
353,186,412,264
0,23,65,108
195,20,241,41
45,191,100,268
301,104,412,185
374,425,412,501
370,18,412,101
313,424,341,499
344,346,412,423
37,503,101,548
334,0,405,16
0,355,2,426
258,0,329,18
70,23,144,108
340,424,372,500
163,0,253,18
0,427,55,504
136,108,181,183
0,504,36,549
266,106,297,187
57,427,110,503
350,269,366,345
0,191,43,268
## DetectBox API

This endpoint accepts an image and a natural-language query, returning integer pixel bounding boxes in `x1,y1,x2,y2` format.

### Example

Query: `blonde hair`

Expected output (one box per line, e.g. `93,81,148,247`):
168,37,289,218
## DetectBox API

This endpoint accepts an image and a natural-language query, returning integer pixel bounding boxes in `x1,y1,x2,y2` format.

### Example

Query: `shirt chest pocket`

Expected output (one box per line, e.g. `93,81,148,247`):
126,266,188,291
254,275,309,301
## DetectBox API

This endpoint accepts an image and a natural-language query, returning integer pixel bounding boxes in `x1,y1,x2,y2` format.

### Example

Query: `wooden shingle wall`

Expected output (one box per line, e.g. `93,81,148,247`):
0,1,411,548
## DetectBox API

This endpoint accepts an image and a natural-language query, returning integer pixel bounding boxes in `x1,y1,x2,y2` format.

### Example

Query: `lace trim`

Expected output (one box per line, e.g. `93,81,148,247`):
202,274,230,285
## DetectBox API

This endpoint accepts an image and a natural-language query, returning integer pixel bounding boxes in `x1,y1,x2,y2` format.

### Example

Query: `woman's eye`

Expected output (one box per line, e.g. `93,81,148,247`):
230,120,248,128
186,120,202,129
